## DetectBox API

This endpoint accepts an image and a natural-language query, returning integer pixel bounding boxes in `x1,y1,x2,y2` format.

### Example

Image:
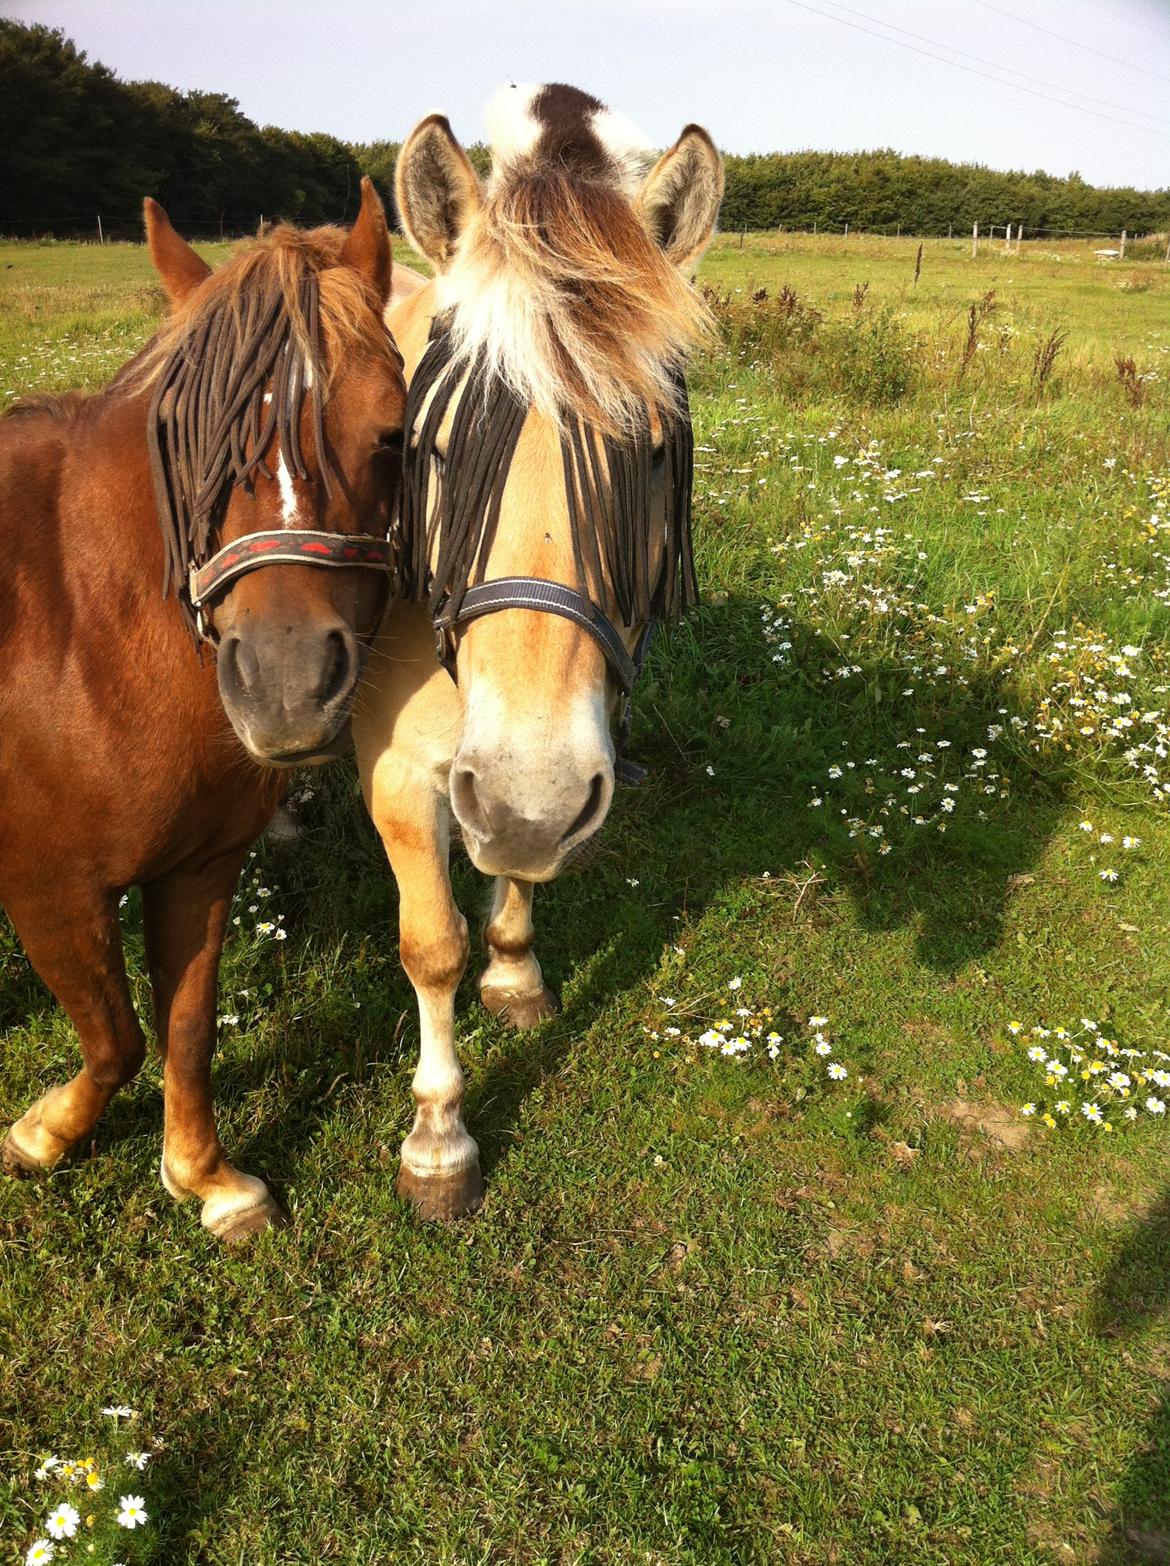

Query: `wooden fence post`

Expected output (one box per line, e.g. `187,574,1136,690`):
1119,228,1127,260
96,215,103,246
1004,222,1012,253
972,221,979,258
844,222,849,238
1017,224,1024,252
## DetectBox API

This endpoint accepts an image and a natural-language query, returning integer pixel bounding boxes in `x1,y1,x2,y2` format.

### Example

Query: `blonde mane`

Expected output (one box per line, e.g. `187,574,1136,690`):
436,148,713,434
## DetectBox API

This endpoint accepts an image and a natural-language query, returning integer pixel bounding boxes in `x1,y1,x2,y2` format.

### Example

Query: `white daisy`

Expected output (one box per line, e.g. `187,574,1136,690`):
45,1505,79,1541
116,1495,149,1530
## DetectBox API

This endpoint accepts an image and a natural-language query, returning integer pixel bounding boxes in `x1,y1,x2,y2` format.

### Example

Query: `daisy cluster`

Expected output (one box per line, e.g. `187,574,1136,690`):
1027,628,1170,806
807,731,1010,845
661,979,850,1084
1073,818,1143,887
24,1406,155,1565
229,851,287,943
4,322,150,402
694,413,1170,812
1012,1018,1170,1132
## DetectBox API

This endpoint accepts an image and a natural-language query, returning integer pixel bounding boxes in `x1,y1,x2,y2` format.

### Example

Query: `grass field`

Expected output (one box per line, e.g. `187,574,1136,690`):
2,229,1170,1565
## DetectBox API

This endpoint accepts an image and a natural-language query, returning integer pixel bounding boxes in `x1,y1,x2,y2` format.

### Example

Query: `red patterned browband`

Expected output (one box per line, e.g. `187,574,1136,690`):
187,529,394,617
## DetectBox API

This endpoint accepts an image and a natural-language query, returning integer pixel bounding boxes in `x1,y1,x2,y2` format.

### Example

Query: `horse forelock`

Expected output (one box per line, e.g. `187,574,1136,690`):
437,85,712,436
141,223,394,394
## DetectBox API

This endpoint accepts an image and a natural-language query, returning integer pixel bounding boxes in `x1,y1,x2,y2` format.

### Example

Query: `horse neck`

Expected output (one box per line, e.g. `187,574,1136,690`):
3,381,168,614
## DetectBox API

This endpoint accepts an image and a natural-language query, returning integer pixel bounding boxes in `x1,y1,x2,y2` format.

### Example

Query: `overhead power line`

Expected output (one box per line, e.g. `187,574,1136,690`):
813,0,1170,128
778,0,1170,141
965,0,1170,87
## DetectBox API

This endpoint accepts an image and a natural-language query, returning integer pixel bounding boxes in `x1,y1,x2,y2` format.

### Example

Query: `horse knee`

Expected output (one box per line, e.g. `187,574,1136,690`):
400,916,469,995
89,1030,146,1091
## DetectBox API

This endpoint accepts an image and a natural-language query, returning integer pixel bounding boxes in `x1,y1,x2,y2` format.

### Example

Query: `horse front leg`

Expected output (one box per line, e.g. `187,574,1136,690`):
369,755,481,1219
354,602,483,1218
479,877,559,1028
3,887,146,1174
143,851,285,1242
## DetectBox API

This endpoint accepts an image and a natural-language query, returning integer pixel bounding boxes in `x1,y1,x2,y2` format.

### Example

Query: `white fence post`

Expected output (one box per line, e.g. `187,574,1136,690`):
1120,228,1127,260
96,214,103,245
972,221,979,258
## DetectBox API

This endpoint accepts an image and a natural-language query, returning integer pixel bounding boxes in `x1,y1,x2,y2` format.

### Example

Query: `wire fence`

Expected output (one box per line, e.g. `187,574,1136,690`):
2,214,1168,256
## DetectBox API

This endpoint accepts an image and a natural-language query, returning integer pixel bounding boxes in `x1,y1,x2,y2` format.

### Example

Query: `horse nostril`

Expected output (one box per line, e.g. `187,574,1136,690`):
560,771,608,848
316,629,353,705
221,632,259,698
451,765,489,838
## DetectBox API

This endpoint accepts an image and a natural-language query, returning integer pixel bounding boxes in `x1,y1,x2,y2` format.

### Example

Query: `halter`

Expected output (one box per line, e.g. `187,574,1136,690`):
186,530,394,644
401,314,697,784
147,268,398,644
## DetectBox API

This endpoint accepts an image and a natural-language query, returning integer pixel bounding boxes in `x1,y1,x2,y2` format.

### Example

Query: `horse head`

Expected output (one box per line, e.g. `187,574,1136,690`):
144,182,405,764
391,84,723,879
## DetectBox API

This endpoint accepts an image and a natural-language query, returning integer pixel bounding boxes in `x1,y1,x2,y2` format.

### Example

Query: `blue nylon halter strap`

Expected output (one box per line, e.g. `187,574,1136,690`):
434,576,656,785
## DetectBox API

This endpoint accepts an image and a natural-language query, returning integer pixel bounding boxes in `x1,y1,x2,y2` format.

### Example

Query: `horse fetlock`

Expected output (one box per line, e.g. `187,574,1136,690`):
159,1155,195,1203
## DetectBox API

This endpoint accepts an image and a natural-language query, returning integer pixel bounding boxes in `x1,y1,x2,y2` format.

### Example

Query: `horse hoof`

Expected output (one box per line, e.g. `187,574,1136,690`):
265,802,304,845
194,1169,288,1242
214,1200,288,1244
481,985,559,1029
2,1114,69,1175
205,1194,288,1244
397,1160,484,1221
3,1130,46,1177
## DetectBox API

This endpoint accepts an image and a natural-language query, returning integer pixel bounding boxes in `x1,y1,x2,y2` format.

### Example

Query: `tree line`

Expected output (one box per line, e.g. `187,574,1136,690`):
3,20,1167,243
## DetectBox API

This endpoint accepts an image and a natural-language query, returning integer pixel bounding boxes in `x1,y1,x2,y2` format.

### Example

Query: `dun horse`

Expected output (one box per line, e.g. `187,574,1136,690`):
1,182,404,1239
354,85,723,1218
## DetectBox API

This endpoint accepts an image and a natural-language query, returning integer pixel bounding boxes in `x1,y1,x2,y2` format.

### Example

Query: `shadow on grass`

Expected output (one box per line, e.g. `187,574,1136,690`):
1093,1196,1170,1563
456,598,1068,1174
4,596,1070,1201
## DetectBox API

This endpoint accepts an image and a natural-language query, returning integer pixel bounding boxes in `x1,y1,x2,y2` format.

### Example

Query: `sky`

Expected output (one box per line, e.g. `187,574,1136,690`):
7,0,1170,190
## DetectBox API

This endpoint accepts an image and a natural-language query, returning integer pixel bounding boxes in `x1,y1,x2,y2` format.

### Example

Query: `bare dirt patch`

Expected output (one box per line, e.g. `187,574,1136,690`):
937,1098,1031,1151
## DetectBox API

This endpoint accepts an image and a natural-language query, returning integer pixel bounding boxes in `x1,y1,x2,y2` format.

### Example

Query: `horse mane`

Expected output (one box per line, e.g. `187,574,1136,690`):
140,222,395,391
138,222,398,631
3,390,98,424
436,131,713,435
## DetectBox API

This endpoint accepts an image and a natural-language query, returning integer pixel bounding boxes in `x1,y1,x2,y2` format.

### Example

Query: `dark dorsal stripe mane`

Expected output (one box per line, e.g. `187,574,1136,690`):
402,313,697,632
146,267,334,633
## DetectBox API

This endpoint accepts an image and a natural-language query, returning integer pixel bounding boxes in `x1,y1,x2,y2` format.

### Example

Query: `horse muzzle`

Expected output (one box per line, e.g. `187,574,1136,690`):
451,748,615,881
217,619,362,764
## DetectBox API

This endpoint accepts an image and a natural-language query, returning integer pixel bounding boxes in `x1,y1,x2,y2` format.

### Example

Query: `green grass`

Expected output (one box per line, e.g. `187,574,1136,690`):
3,232,1170,1565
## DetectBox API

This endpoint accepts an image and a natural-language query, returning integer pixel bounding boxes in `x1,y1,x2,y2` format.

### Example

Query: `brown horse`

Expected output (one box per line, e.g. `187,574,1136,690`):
1,181,404,1239
354,85,722,1218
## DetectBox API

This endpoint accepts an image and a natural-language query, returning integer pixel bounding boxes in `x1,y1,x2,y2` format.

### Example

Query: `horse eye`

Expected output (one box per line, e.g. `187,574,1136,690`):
376,431,403,456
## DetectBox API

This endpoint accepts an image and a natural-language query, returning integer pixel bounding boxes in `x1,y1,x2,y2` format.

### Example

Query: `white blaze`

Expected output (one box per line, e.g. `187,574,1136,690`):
276,450,299,528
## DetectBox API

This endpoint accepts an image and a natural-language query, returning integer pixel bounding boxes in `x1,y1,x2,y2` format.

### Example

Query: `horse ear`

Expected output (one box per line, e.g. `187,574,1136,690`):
636,125,724,273
395,113,482,271
143,198,212,306
340,176,393,306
